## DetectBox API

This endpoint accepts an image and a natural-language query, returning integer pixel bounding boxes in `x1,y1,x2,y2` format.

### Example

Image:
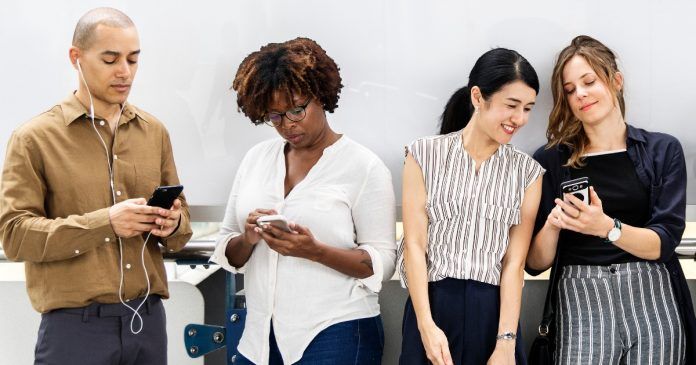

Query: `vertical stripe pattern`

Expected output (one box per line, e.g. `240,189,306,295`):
556,262,685,365
397,131,544,287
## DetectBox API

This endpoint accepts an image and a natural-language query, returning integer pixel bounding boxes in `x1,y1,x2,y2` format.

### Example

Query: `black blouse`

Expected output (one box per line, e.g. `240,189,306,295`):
529,124,695,363
560,150,650,266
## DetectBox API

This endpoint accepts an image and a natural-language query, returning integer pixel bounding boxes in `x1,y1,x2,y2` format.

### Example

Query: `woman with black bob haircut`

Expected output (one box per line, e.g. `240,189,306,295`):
398,48,544,365
527,35,695,364
211,37,396,364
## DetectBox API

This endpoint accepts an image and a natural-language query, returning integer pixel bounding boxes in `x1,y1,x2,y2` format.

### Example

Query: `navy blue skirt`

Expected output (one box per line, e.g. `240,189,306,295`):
399,278,527,365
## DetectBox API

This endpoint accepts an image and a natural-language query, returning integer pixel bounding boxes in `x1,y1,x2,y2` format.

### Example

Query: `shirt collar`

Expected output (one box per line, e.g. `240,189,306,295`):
625,123,647,144
60,92,146,126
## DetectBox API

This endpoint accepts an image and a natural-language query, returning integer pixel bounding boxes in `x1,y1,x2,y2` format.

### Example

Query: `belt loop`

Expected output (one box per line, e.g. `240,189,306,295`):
82,306,90,323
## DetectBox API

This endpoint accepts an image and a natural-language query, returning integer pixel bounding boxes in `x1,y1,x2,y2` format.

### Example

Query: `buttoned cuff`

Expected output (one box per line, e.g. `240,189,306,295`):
85,207,118,243
61,208,116,259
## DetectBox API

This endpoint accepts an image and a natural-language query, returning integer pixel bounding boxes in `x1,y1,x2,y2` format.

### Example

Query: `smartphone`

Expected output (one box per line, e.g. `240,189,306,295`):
256,214,293,233
560,177,589,205
147,185,184,209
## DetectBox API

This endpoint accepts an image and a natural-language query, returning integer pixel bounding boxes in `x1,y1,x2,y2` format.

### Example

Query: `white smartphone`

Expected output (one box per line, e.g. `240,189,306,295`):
256,214,293,233
560,177,590,205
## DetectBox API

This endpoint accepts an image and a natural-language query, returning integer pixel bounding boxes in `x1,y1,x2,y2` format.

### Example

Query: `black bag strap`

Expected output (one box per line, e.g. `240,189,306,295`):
538,246,562,336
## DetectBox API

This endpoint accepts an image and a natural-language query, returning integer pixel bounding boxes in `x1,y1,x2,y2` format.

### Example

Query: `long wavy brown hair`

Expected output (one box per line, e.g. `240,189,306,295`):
547,35,625,168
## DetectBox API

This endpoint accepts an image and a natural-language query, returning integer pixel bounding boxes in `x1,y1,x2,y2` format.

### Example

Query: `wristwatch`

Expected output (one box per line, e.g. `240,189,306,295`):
495,331,517,341
604,218,622,243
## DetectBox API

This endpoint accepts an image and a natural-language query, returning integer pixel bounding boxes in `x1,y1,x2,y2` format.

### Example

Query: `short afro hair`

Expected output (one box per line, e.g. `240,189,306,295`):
232,37,343,125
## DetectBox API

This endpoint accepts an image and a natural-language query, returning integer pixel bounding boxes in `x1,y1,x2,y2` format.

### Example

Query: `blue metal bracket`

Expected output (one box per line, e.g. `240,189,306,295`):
183,323,227,358
183,269,247,363
226,307,247,363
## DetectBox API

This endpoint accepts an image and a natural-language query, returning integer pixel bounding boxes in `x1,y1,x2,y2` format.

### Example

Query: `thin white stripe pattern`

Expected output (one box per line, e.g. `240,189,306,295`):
397,131,544,287
590,278,604,365
557,262,684,364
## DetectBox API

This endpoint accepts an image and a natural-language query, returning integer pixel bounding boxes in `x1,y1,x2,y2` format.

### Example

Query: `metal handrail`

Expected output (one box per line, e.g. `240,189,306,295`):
0,238,217,263
675,238,696,257
2,238,696,263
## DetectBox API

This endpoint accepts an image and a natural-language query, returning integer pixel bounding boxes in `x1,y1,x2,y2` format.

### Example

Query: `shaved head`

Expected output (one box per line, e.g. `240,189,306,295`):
72,7,135,49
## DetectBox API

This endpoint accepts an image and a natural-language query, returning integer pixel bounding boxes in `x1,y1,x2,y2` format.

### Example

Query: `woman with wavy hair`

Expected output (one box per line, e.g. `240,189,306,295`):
527,35,696,364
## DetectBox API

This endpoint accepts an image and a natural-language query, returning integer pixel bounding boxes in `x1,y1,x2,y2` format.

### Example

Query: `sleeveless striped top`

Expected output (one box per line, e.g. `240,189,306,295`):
398,131,544,287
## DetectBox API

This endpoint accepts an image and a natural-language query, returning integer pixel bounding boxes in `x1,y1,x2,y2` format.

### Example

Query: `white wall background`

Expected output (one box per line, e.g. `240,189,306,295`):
1,0,695,206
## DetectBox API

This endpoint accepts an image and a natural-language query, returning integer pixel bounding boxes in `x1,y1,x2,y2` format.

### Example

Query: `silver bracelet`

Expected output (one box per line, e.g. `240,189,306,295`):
495,331,517,341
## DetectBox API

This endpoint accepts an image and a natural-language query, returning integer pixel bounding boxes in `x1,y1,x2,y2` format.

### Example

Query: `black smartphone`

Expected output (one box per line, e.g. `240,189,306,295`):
147,185,184,209
560,177,589,205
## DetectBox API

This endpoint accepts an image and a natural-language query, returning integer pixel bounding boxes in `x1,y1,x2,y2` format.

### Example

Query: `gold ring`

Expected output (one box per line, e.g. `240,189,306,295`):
575,211,582,219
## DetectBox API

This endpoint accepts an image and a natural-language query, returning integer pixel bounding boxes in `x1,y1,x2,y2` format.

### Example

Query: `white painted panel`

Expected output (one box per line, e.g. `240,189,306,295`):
1,0,694,206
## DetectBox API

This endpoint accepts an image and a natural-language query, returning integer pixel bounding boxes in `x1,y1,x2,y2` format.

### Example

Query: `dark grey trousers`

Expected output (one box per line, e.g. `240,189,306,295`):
557,262,685,365
34,295,167,365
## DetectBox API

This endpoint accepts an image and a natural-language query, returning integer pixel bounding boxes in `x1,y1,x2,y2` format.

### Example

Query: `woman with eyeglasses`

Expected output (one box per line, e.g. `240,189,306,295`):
210,37,396,364
398,48,543,365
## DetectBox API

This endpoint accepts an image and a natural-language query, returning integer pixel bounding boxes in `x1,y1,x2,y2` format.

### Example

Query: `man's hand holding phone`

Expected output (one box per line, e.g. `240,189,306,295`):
109,198,160,238
150,198,183,237
146,185,184,237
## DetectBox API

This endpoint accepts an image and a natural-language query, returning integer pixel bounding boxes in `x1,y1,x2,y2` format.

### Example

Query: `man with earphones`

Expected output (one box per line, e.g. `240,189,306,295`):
0,7,192,365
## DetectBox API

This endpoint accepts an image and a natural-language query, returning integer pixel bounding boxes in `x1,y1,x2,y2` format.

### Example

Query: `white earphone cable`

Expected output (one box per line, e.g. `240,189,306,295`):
78,59,151,335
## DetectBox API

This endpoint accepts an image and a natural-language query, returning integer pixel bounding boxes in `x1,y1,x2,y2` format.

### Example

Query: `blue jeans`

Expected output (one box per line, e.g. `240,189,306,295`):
235,316,384,364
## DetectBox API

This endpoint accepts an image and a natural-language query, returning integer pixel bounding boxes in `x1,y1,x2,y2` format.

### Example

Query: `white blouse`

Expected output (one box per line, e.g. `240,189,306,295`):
398,131,544,287
210,136,396,364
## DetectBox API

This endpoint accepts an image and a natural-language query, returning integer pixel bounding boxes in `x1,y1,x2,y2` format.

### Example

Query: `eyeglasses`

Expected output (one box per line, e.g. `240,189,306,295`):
262,98,312,127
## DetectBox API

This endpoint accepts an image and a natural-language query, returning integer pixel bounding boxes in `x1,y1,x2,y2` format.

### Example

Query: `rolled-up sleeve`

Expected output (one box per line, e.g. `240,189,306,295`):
210,160,246,273
353,160,397,292
648,139,687,263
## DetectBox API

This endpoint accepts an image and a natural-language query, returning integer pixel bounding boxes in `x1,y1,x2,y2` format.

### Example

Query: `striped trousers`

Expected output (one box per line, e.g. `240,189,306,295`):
556,262,685,365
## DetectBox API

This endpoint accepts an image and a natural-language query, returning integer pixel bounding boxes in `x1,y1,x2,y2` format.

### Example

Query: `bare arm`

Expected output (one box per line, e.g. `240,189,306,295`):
402,153,452,365
526,206,562,271
225,234,257,268
224,208,278,268
488,176,542,363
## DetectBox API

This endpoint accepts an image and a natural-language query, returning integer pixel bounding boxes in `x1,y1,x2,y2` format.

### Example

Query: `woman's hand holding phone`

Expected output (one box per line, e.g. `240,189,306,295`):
553,186,614,237
259,222,324,261
243,209,278,246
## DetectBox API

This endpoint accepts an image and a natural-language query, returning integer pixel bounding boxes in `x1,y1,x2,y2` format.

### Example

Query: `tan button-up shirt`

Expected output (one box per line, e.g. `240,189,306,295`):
0,93,192,313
